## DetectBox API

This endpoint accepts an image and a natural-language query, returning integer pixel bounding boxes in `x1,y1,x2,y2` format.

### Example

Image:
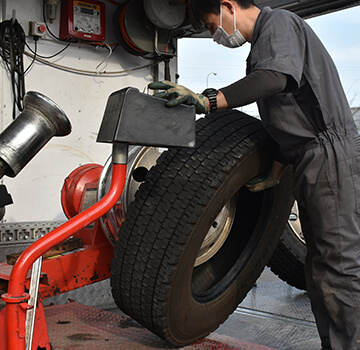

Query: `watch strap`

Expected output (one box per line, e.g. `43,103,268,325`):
202,88,218,113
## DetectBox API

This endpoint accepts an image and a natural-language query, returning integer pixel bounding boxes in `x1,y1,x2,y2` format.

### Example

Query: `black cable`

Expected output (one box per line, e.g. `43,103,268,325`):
43,0,64,42
24,37,37,74
0,18,26,119
19,0,71,61
25,39,70,59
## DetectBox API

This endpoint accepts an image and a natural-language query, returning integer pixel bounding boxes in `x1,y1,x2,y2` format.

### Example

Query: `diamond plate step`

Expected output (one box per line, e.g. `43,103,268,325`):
45,303,276,350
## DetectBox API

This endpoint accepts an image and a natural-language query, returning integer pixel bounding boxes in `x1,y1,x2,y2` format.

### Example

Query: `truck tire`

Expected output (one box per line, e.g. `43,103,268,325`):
110,110,294,346
267,204,307,290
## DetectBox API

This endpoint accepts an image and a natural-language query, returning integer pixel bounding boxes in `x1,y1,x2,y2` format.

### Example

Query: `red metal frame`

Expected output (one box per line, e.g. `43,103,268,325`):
1,163,127,350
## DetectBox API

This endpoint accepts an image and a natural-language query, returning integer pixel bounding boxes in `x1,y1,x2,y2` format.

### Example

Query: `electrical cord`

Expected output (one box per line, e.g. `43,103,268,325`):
42,0,63,42
1,1,171,109
25,39,70,59
24,49,163,76
39,0,72,58
24,37,37,74
0,18,26,119
95,43,113,74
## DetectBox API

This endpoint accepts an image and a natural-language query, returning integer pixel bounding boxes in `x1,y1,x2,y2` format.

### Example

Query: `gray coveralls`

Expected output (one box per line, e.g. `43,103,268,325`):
247,7,360,350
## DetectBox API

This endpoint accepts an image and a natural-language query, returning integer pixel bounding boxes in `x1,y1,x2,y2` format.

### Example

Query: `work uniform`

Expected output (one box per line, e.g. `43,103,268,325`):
223,7,360,350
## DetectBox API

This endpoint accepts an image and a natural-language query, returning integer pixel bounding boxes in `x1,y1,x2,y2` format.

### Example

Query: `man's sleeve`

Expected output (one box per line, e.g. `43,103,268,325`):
220,69,288,109
248,11,306,87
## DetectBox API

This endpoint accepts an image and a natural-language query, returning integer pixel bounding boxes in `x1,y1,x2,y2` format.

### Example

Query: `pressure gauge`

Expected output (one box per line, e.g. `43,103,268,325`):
60,0,106,41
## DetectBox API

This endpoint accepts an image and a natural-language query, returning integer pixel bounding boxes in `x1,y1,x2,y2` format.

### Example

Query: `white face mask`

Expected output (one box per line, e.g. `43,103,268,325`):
212,4,246,48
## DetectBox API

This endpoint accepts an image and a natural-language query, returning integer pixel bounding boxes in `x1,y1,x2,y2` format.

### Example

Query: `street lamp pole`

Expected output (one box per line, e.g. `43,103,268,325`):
206,72,217,87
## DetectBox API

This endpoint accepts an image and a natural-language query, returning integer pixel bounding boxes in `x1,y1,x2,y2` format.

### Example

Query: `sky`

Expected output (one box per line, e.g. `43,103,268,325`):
177,5,360,116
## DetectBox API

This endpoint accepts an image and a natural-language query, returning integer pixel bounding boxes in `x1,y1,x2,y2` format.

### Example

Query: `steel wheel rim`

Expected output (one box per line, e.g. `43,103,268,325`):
194,197,236,267
288,201,305,244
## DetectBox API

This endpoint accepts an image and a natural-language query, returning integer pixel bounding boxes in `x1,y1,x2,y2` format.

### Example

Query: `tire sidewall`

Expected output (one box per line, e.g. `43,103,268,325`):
282,223,306,262
165,148,293,344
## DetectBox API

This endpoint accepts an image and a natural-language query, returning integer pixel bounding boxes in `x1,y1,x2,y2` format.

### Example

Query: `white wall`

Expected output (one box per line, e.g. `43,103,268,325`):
0,0,177,222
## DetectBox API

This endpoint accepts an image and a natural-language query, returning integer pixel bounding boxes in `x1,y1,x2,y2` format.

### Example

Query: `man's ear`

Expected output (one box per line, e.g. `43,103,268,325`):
221,0,235,15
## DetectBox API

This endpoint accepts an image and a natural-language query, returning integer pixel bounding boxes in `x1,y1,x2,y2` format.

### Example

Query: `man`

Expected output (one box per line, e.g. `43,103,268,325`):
148,1,360,349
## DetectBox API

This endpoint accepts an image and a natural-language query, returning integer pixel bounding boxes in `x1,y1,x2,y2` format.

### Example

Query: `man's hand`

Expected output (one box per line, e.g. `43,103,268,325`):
245,171,280,192
148,80,210,114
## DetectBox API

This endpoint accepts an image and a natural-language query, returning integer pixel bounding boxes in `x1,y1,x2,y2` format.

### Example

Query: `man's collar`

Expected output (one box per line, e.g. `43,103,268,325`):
251,6,273,46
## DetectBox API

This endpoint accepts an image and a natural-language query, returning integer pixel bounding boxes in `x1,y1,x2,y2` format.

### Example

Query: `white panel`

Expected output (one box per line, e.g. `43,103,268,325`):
0,0,178,222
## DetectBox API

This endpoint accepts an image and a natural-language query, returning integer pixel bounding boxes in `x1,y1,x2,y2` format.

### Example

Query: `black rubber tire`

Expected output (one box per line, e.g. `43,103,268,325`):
110,110,294,346
268,222,307,290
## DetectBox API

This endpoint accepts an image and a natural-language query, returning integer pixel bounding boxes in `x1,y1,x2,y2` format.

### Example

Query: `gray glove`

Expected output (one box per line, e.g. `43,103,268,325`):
245,171,280,192
148,80,210,114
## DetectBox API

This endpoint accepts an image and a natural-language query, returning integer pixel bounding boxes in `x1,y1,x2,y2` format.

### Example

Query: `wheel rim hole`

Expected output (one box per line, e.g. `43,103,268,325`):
132,167,149,182
289,214,298,221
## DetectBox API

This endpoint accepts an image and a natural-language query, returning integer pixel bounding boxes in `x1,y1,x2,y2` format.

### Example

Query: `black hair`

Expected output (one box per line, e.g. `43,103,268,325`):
190,0,255,30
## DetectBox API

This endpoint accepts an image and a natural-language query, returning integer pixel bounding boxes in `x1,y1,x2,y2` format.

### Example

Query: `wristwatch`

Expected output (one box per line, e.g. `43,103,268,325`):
202,88,218,113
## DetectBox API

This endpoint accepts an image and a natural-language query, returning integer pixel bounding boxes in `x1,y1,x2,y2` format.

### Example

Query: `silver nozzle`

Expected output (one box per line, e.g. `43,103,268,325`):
0,91,71,178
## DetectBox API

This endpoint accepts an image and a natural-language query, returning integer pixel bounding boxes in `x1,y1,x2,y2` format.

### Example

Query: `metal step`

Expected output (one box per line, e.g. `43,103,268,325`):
45,302,275,350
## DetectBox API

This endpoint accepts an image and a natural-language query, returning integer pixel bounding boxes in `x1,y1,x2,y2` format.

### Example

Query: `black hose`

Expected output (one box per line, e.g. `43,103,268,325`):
0,18,26,119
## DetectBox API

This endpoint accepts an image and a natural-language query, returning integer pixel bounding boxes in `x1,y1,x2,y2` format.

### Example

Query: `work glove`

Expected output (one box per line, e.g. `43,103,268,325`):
148,80,210,114
245,171,279,192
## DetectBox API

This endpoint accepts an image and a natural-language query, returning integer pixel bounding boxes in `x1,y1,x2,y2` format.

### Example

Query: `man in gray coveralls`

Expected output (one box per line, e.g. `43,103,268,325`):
148,1,360,349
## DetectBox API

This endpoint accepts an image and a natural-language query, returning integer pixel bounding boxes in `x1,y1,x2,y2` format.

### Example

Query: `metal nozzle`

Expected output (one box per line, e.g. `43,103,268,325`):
0,91,72,178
